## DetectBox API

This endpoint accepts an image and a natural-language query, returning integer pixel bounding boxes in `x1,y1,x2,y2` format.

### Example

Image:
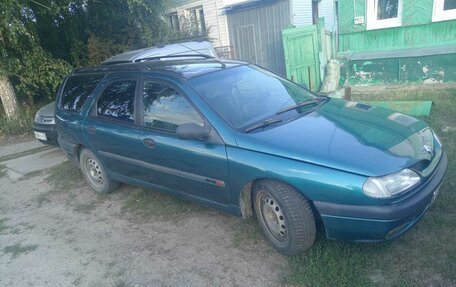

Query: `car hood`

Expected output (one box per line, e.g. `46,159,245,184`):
235,99,436,176
35,102,55,124
36,102,55,117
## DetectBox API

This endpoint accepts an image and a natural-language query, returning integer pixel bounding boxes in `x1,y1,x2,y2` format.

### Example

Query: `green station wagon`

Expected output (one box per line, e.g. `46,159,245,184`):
55,56,447,256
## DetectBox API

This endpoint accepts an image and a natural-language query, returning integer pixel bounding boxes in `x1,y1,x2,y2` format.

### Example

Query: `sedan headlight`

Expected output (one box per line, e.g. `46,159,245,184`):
363,169,421,198
34,112,41,122
35,114,55,125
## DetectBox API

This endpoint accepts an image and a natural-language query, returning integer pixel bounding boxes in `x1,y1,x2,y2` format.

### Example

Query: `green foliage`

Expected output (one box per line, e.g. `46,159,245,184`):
0,0,73,105
8,47,71,104
87,36,128,66
0,0,211,134
0,0,168,110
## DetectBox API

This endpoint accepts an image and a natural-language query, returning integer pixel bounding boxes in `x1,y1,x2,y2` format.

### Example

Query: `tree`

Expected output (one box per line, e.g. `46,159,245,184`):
0,0,72,119
0,75,19,120
0,0,169,121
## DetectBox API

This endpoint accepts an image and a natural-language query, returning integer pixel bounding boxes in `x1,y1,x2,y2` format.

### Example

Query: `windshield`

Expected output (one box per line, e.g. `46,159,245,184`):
189,65,320,130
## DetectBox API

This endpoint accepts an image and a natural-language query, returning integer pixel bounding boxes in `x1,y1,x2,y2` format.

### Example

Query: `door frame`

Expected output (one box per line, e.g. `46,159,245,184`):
236,24,258,63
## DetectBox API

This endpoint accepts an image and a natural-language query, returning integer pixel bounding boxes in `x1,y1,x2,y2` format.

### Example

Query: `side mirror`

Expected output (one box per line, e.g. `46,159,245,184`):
176,123,210,140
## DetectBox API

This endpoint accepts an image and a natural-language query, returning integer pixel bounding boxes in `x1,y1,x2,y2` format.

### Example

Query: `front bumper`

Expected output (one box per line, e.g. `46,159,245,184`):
32,122,59,146
314,152,448,242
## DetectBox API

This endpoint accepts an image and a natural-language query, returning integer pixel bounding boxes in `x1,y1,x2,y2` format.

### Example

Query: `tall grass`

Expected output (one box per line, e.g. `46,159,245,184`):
0,105,40,136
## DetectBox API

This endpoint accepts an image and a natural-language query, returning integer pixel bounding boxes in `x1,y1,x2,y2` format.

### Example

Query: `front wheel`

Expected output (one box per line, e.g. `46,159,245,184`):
79,149,119,194
253,180,316,256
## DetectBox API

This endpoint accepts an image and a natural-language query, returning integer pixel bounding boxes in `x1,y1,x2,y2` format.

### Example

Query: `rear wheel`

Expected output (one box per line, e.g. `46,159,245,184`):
253,180,316,256
79,149,119,194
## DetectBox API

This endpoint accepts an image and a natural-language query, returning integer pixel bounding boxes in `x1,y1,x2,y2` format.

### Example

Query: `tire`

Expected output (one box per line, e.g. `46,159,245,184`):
253,180,316,256
79,148,119,194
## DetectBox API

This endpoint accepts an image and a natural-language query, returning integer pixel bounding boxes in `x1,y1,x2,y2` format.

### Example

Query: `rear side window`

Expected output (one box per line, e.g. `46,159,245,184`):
60,74,104,112
97,80,136,124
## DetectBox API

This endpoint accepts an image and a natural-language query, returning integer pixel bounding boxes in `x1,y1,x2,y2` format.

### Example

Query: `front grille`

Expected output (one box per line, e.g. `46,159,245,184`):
38,116,54,123
411,159,431,172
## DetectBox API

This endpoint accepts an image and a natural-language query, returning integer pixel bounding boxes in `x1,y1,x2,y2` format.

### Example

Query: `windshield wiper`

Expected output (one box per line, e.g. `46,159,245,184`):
275,97,328,115
245,118,282,133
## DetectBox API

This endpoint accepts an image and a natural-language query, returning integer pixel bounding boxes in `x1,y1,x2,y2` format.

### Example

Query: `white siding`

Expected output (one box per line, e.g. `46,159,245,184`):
167,0,230,47
290,0,313,27
290,0,337,31
319,0,337,32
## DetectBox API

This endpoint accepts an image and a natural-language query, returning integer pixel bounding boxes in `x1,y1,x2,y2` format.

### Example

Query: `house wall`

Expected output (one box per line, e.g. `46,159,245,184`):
290,0,337,32
339,20,456,52
226,0,291,75
338,0,456,84
342,54,456,85
338,0,456,52
290,0,313,27
167,0,230,47
318,0,338,32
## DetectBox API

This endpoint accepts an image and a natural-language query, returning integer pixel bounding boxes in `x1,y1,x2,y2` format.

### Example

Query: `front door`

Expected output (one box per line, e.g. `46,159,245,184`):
236,24,258,64
137,79,230,204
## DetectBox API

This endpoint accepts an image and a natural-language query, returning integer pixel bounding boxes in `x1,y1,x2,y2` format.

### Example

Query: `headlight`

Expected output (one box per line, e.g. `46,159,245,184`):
34,114,55,125
363,169,421,198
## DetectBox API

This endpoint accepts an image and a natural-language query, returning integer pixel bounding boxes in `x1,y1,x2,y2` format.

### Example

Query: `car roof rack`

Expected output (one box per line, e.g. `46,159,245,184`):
134,54,214,63
72,63,150,74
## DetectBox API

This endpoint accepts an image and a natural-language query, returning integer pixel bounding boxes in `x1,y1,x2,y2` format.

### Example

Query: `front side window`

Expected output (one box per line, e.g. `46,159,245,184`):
60,74,104,112
97,80,136,124
366,0,402,30
143,81,204,132
433,0,456,21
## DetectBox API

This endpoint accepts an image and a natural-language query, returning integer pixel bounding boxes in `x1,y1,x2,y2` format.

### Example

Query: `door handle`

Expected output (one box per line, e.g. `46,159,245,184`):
143,138,156,148
87,126,96,135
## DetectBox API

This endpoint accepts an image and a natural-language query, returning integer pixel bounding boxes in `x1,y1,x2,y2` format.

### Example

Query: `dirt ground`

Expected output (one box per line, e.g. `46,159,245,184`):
0,142,287,287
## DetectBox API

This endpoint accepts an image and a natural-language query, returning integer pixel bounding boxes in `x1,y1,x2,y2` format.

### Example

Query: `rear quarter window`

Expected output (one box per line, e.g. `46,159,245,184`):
60,74,104,112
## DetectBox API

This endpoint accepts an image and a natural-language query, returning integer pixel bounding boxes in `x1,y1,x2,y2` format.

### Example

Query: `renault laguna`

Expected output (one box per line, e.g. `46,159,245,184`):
55,56,447,256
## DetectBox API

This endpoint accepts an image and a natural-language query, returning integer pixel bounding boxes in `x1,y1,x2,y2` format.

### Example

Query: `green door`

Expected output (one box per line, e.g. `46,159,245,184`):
282,25,321,91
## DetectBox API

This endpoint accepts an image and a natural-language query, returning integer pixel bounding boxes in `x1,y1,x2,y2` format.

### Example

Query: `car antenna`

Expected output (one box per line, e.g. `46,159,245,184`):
176,42,226,68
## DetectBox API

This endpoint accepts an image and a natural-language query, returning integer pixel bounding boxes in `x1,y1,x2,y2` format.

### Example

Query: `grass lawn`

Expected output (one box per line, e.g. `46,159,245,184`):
285,88,456,287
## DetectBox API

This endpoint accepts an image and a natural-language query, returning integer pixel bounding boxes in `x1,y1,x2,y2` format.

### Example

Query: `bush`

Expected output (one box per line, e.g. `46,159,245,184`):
7,48,72,105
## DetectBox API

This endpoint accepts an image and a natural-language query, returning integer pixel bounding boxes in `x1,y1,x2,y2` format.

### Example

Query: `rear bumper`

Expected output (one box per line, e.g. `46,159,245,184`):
314,152,448,241
32,122,59,146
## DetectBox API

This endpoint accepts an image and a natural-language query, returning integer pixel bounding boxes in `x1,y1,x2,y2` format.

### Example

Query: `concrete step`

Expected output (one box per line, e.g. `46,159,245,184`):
0,140,46,159
1,147,68,180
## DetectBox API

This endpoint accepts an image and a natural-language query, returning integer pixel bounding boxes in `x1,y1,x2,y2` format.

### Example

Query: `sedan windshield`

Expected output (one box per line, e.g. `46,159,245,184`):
189,65,323,130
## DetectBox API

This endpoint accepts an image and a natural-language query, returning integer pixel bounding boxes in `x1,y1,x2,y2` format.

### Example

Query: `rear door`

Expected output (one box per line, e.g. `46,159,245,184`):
137,78,231,204
82,75,147,181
